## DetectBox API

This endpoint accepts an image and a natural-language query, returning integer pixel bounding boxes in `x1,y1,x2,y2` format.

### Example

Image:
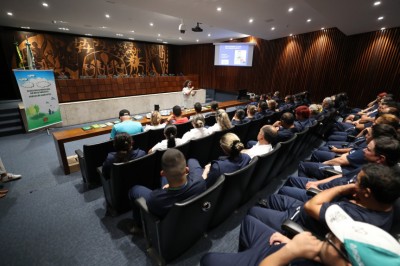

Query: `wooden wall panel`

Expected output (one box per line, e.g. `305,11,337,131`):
171,27,400,107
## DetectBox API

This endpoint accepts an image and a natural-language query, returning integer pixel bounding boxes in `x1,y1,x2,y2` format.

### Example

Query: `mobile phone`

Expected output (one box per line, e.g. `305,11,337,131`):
154,104,160,111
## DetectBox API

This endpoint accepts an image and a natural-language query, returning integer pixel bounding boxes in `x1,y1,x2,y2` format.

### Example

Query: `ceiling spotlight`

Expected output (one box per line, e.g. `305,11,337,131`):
192,22,203,32
249,18,254,23
288,7,294,12
42,2,48,7
307,18,311,22
149,22,154,26
217,7,222,12
374,1,381,6
381,27,385,31
105,14,110,18
271,27,275,31
378,16,384,20
7,12,13,16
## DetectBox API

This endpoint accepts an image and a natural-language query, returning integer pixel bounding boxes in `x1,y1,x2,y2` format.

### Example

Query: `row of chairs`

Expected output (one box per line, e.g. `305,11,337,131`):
132,120,326,264
75,111,283,187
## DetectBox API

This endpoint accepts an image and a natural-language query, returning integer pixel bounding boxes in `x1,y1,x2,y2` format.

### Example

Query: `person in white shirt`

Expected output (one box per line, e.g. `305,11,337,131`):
144,111,166,131
207,109,232,134
149,124,184,153
182,114,210,143
242,125,277,159
182,80,196,108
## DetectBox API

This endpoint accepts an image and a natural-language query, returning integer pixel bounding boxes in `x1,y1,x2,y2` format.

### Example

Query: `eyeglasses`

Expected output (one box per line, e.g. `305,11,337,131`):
325,233,350,262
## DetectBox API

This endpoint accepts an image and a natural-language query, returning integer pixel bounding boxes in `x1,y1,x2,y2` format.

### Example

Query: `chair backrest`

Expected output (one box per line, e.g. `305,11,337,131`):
208,157,259,229
242,143,282,204
109,152,160,213
188,134,215,167
175,121,193,138
146,175,225,263
268,134,298,179
226,109,236,120
131,131,150,151
147,128,166,150
173,141,191,159
245,118,263,144
291,127,310,158
205,115,216,127
209,127,235,162
390,198,400,242
232,121,251,142
81,139,114,185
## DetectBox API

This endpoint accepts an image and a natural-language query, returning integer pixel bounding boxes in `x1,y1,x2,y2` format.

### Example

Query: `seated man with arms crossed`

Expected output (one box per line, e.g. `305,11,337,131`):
110,109,143,139
128,149,206,233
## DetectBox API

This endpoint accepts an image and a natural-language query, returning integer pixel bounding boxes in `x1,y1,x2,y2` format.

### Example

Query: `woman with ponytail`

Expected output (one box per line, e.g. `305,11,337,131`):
200,133,251,187
102,133,146,179
181,114,210,143
149,124,184,153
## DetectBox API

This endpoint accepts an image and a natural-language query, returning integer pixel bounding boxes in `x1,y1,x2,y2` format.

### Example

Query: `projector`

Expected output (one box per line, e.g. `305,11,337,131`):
192,22,203,32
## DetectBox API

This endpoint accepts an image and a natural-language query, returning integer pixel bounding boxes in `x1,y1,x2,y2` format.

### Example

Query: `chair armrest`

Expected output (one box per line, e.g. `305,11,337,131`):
135,197,160,249
96,166,103,176
136,197,150,213
281,219,306,238
75,149,84,159
322,168,342,176
306,187,322,197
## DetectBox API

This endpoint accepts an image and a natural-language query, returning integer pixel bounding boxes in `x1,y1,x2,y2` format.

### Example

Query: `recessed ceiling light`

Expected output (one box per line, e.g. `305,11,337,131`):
105,14,110,18
149,22,154,26
288,7,294,12
58,27,69,31
42,2,48,7
7,12,13,16
374,1,381,6
307,18,311,23
381,27,386,30
100,26,107,29
378,16,384,20
85,33,92,36
289,33,293,36
271,27,275,31
208,33,211,37
129,38,134,40
230,38,233,41
179,37,182,40
130,30,135,33
196,39,199,42
116,33,123,36
162,41,168,44
321,27,325,30
158,33,161,37
21,26,30,29
217,7,222,12
249,18,254,23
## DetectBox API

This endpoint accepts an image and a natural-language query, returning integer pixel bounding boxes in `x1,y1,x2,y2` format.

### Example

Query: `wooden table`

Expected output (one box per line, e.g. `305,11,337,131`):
53,100,248,174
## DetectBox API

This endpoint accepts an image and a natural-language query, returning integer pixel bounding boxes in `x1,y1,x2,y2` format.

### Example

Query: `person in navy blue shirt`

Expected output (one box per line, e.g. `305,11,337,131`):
294,105,314,132
254,101,274,120
128,149,206,233
194,132,251,188
272,112,298,142
102,133,146,179
249,163,400,238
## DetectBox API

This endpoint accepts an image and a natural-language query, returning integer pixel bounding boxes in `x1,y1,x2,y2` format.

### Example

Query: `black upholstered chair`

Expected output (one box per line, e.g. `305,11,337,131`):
131,131,150,151
188,134,215,167
97,151,161,214
175,121,193,138
208,157,259,229
232,121,251,143
136,175,225,264
291,127,310,159
147,128,166,151
244,118,263,144
208,127,235,162
267,134,298,179
242,143,282,204
75,139,114,187
173,141,191,159
204,115,216,127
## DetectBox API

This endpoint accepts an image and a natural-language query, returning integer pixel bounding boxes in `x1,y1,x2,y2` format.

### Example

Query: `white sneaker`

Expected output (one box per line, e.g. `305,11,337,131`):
1,173,22,183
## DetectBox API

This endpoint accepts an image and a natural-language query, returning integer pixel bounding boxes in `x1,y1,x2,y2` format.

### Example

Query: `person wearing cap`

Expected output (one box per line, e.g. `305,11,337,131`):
110,109,143,139
201,205,400,266
249,163,400,238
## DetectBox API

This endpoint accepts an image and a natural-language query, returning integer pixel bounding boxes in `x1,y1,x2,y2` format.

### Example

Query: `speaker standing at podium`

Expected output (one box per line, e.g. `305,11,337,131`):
182,80,196,108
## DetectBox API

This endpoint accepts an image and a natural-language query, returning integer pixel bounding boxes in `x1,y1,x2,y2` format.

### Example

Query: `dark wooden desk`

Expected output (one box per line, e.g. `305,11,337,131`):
53,100,248,174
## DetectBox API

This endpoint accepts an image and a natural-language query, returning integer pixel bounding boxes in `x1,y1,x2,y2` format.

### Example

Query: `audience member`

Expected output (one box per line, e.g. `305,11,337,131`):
294,105,313,132
167,105,189,124
193,133,251,188
255,101,274,119
181,114,210,143
102,133,146,179
143,111,166,131
245,105,257,121
279,95,295,111
207,109,232,134
242,125,277,159
128,149,206,233
149,124,184,153
231,109,249,125
110,109,143,139
271,112,298,142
